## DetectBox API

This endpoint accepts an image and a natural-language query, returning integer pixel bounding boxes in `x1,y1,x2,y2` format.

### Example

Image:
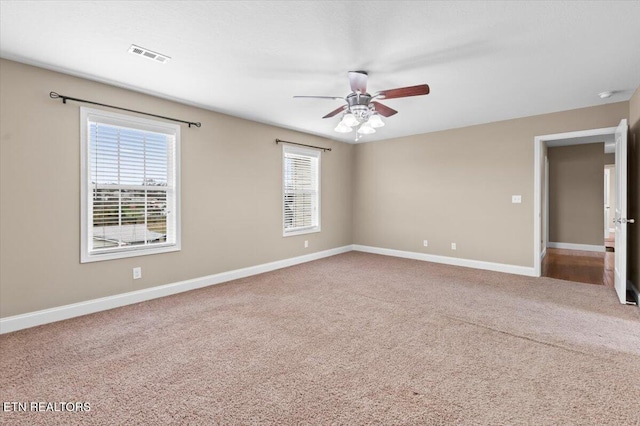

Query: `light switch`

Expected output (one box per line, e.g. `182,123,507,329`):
512,195,522,204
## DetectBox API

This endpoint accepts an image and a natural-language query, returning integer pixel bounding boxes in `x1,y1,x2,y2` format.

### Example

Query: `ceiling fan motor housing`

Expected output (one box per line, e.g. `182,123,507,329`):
346,93,374,121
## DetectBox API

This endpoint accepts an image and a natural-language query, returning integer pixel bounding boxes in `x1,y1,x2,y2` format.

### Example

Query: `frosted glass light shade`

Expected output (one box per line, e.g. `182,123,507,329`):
334,122,352,133
341,113,359,127
367,114,385,128
357,123,376,134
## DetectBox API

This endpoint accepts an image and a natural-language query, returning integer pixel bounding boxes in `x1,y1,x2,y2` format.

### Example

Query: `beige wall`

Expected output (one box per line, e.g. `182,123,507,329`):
0,57,635,319
604,153,615,165
353,103,628,267
629,86,640,292
548,144,605,246
0,59,354,317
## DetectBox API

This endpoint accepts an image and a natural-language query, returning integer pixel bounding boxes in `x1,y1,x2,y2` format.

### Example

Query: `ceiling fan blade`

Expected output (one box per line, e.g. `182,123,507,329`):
371,101,398,117
374,84,430,100
322,105,347,119
348,71,368,93
294,95,345,100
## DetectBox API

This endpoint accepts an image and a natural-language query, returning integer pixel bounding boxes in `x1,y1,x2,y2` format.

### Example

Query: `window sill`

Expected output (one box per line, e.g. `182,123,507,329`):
81,244,181,263
283,227,321,237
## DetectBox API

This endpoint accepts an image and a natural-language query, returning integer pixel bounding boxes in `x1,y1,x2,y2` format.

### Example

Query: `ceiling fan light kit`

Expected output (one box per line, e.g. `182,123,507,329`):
368,113,385,128
334,121,352,133
357,123,376,135
295,71,429,140
341,113,360,128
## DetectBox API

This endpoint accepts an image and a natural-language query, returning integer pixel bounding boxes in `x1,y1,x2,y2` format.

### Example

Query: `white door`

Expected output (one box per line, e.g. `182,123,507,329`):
614,119,629,304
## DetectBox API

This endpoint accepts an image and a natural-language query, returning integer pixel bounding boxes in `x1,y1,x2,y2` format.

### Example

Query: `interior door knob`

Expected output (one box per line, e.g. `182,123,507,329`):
617,218,636,224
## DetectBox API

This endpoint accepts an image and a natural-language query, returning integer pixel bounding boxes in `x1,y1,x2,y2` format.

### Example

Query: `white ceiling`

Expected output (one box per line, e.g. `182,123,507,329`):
1,1,639,144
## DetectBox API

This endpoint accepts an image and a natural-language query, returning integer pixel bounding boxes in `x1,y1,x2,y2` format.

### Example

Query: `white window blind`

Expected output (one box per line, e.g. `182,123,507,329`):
81,108,180,262
283,145,320,236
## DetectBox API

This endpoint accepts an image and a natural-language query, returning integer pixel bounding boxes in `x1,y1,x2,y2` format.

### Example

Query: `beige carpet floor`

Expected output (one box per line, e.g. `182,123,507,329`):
1,252,639,425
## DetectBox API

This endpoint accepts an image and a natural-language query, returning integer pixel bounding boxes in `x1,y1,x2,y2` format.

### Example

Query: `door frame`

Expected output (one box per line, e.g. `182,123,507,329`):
604,166,612,240
533,126,617,277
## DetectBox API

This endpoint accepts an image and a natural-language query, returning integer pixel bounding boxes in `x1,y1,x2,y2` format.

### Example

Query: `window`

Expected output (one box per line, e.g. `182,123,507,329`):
80,107,180,262
282,145,320,236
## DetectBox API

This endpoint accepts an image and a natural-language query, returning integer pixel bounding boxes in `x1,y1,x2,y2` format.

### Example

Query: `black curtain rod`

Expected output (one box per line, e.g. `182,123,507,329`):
275,138,331,152
49,92,201,128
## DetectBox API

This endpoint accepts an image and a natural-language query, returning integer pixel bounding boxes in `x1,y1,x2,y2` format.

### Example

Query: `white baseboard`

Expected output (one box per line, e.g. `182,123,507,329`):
0,243,556,334
352,245,536,277
547,242,605,252
0,245,352,334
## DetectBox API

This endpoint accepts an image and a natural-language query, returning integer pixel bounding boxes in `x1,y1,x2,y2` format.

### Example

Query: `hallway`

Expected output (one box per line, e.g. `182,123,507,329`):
542,246,614,287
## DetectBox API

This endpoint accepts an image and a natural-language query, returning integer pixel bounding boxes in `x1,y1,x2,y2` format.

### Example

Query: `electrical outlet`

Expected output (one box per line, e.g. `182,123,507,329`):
133,267,142,280
304,240,309,248
423,240,428,247
451,243,457,250
512,195,522,204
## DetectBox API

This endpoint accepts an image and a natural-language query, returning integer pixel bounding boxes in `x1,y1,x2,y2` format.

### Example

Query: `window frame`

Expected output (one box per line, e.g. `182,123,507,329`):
282,144,321,237
80,107,181,263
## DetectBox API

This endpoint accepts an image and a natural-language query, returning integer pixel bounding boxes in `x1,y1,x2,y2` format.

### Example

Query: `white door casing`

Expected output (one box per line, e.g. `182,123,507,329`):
614,119,628,304
533,126,617,277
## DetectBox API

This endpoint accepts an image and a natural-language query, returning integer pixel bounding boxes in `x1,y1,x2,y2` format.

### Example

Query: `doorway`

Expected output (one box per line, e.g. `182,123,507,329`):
533,123,629,302
540,138,615,287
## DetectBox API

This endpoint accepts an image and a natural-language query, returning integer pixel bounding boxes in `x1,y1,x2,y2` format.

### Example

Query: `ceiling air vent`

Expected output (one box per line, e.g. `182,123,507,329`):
128,44,170,64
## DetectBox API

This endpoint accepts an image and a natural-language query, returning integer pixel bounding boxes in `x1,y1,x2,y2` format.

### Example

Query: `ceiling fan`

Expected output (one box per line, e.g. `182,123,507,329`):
294,71,430,140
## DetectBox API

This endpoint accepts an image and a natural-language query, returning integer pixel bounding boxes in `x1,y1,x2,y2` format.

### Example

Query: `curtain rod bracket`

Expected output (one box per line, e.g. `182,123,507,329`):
275,138,331,152
49,91,201,128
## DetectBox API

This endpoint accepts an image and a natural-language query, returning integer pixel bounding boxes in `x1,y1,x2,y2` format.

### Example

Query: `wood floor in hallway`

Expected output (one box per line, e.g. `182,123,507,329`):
542,248,614,286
